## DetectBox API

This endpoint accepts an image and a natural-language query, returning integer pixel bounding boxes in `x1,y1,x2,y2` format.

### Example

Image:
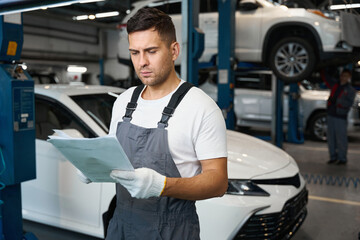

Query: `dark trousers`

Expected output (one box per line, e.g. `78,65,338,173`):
327,115,348,162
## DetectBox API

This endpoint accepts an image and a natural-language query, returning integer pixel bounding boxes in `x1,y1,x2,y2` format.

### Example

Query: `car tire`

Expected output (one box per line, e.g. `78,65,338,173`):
308,111,327,141
269,37,316,83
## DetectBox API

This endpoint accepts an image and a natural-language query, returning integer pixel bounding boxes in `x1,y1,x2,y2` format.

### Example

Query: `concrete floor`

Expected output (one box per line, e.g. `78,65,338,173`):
23,131,360,240
288,132,360,240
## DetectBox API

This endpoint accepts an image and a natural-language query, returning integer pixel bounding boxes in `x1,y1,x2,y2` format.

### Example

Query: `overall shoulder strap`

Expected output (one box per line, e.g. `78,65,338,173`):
122,84,145,121
158,82,193,128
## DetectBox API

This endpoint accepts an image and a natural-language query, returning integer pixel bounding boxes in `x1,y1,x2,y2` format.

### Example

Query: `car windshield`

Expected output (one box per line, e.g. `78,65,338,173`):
70,93,118,133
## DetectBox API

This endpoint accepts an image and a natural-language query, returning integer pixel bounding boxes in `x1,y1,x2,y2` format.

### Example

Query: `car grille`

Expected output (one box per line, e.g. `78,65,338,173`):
233,187,308,240
252,174,301,188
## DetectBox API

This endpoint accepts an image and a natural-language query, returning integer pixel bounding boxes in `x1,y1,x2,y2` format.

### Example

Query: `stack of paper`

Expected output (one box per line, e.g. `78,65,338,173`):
48,130,134,182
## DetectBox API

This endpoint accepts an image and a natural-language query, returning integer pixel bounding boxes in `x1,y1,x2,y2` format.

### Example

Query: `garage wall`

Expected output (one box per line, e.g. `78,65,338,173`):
22,14,99,62
21,13,127,85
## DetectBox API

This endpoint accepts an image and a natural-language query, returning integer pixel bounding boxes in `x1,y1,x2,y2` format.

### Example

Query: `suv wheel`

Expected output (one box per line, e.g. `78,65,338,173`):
309,112,327,141
269,37,316,83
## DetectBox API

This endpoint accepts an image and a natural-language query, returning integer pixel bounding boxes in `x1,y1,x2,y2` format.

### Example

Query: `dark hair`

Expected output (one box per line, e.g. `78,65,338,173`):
341,69,352,75
127,8,176,46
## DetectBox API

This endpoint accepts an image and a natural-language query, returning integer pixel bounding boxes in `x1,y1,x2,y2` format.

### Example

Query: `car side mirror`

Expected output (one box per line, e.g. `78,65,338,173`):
238,0,259,11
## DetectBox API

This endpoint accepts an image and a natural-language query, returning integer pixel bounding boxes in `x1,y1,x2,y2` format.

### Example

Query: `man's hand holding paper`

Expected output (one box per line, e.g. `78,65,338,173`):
47,130,134,183
110,168,166,199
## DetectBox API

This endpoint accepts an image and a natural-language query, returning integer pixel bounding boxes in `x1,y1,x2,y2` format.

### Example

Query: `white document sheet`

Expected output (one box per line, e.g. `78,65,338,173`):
47,130,133,182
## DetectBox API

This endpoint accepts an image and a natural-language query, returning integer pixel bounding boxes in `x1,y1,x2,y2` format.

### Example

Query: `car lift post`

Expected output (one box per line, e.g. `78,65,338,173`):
181,0,204,86
217,0,236,130
0,13,37,240
287,83,304,144
271,77,284,148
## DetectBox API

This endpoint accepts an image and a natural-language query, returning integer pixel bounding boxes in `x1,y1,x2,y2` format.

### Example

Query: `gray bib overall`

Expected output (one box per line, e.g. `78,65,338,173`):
106,82,200,240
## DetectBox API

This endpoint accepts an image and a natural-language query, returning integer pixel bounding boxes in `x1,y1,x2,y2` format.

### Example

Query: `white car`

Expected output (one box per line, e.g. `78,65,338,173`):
118,0,359,83
22,84,308,239
200,72,360,141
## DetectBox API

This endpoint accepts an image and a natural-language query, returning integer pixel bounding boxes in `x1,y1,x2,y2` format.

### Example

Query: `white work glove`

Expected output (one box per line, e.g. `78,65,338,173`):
110,168,166,199
76,169,92,184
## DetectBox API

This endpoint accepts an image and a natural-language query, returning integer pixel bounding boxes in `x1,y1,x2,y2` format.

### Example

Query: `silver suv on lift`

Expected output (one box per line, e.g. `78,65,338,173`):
118,0,360,83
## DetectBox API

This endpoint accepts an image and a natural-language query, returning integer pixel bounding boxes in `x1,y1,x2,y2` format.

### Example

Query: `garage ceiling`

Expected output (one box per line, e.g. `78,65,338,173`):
37,0,133,25
1,0,360,28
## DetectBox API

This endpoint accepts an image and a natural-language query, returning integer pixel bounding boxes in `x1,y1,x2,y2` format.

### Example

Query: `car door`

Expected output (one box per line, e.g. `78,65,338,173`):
234,72,289,127
22,95,105,232
234,74,262,125
235,1,263,62
255,74,289,123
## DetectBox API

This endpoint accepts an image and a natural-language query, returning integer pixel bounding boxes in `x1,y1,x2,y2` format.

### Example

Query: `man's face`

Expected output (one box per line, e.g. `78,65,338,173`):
340,72,351,85
128,28,178,87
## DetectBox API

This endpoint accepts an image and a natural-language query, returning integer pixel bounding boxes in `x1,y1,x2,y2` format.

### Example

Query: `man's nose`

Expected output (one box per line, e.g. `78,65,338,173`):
139,53,149,67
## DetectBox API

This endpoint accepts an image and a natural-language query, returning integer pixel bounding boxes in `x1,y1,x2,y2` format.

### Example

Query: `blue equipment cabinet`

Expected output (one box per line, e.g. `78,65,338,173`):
0,13,37,240
0,65,36,185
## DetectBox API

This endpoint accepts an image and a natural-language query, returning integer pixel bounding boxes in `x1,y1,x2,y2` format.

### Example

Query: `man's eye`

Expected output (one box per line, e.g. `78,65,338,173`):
130,52,138,56
149,50,156,54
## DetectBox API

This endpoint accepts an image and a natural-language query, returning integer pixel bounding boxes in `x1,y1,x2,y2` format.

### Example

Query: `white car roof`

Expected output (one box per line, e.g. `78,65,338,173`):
34,84,125,98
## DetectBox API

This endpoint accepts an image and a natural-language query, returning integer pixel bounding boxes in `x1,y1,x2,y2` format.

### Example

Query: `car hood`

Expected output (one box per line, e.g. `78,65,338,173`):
226,130,294,179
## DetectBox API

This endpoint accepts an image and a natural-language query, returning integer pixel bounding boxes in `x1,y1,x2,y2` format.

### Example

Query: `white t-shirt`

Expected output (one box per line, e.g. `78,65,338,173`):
109,80,227,178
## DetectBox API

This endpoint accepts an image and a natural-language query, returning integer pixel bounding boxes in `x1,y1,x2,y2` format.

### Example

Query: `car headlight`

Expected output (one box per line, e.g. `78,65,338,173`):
226,180,270,197
307,9,339,21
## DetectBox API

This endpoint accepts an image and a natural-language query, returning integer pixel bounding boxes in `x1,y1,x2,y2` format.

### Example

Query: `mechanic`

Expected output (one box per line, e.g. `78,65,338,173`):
322,68,356,165
105,8,228,239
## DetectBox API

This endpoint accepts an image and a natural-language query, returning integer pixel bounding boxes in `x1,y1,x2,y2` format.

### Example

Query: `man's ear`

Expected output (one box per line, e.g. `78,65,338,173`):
171,41,180,61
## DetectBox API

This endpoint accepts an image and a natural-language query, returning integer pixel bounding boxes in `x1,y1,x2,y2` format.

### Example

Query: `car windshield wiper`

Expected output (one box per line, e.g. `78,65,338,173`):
108,91,119,98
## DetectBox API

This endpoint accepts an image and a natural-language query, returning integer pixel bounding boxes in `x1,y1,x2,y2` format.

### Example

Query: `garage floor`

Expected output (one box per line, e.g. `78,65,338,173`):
23,131,360,240
289,132,360,240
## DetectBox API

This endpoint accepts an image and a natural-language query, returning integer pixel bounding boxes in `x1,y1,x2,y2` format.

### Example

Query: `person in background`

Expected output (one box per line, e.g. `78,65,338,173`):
321,68,356,165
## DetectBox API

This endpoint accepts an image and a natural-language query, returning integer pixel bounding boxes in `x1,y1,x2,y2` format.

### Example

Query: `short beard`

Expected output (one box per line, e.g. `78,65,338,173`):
138,67,172,87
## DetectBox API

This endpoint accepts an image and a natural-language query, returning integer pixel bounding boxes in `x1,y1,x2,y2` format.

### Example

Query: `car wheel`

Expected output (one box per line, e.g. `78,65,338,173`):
308,112,327,141
269,37,316,83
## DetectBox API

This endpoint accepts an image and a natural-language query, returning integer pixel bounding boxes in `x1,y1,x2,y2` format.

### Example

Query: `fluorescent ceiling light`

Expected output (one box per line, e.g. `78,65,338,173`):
73,11,119,21
67,65,87,73
46,2,73,9
329,3,360,10
95,11,119,18
0,1,74,15
0,0,104,16
73,15,88,20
